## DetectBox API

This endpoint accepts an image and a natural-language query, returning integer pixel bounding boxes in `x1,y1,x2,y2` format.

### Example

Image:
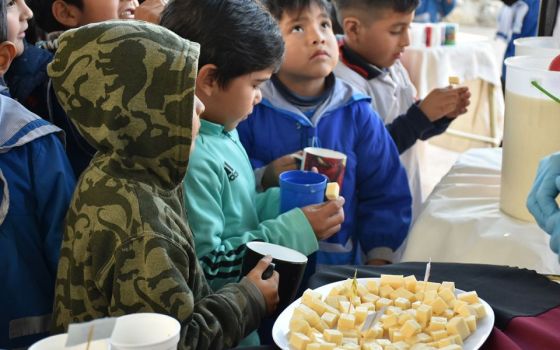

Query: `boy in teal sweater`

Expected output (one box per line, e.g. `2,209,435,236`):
161,0,345,291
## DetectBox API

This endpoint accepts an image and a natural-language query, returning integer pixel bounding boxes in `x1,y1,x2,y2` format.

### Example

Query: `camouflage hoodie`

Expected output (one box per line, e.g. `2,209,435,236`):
47,21,265,349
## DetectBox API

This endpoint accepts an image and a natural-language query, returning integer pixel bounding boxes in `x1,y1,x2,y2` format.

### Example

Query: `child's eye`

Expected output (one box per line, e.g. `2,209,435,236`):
291,25,303,33
321,21,331,29
7,0,16,7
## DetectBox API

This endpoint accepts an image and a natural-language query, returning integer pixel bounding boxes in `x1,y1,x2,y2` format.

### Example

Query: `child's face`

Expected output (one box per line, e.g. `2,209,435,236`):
6,0,33,56
76,0,120,26
352,9,413,68
200,67,274,132
276,3,338,86
118,0,139,20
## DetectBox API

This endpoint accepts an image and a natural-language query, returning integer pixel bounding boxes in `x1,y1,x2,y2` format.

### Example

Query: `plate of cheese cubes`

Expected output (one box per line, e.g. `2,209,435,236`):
272,274,494,350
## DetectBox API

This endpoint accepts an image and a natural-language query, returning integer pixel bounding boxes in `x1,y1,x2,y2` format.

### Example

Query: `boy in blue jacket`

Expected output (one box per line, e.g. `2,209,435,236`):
0,1,75,348
237,0,412,268
414,0,456,23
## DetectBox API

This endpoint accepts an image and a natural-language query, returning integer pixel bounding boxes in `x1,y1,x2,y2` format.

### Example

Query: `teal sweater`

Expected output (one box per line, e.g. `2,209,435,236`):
184,119,318,290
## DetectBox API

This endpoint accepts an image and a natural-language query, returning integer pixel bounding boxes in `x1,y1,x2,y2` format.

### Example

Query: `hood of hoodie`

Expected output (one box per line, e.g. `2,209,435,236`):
47,20,200,189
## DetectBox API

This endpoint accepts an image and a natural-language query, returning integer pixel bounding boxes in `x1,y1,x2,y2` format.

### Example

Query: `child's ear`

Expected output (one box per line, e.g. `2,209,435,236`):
343,16,361,41
52,0,81,28
0,42,17,76
196,64,220,97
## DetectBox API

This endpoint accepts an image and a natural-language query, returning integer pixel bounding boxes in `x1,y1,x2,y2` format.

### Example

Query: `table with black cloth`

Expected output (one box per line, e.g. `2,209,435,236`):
304,262,560,350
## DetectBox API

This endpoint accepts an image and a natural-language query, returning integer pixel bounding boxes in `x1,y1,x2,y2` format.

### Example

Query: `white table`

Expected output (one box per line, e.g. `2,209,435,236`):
401,148,560,275
401,33,505,152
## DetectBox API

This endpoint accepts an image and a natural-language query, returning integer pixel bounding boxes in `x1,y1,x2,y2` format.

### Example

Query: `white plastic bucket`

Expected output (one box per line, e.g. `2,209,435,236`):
29,334,109,350
110,313,181,350
500,56,560,221
514,36,560,57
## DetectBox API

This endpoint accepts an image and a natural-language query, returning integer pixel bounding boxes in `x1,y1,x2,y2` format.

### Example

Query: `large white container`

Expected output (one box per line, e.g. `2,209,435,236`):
514,36,560,57
29,334,108,350
500,56,560,221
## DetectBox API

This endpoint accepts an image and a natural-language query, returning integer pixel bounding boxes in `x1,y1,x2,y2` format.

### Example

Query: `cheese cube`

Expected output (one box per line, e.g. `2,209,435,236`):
326,182,340,200
442,308,455,320
404,275,418,292
360,302,375,311
362,293,380,304
325,296,344,308
366,279,379,294
290,317,311,333
321,312,339,328
319,343,336,350
294,305,321,326
448,76,460,85
306,343,321,350
375,297,393,309
356,283,369,298
339,301,353,314
457,291,479,304
429,297,449,315
398,312,413,325
446,317,470,340
337,313,356,330
415,304,432,327
303,289,323,305
341,337,359,345
392,341,410,350
456,304,475,318
440,281,455,293
465,315,477,332
438,288,456,304
391,287,415,302
389,330,404,342
290,332,311,350
381,314,398,329
411,301,422,309
427,316,447,332
470,303,487,319
362,325,383,339
430,329,448,341
400,319,421,338
437,336,455,347
341,344,360,350
452,300,467,313
380,274,405,289
354,306,369,324
379,284,395,298
323,329,343,345
423,290,438,304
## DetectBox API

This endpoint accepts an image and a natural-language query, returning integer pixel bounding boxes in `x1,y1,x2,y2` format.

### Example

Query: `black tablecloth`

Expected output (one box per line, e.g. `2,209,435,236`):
308,262,560,329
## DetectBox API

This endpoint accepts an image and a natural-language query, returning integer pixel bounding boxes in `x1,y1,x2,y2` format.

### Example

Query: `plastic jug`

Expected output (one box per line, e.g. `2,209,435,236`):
514,37,560,57
500,56,560,221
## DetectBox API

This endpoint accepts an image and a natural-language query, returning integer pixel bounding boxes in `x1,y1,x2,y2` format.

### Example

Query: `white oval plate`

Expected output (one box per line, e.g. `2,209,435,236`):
273,278,495,349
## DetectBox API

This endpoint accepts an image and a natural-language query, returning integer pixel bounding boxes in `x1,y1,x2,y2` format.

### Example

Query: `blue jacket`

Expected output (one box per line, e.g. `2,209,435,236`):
5,41,95,177
237,78,412,266
0,95,75,349
414,0,457,23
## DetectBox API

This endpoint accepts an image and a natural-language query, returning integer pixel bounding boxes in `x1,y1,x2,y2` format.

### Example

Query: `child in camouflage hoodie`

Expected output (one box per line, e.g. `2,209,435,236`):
47,20,279,349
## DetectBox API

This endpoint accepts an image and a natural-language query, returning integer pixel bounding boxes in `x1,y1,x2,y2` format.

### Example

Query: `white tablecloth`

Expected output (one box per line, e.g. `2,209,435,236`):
401,148,560,275
401,33,505,151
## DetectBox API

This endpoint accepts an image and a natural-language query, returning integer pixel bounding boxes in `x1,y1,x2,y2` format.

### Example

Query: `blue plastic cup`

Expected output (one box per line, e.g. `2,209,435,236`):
279,170,328,213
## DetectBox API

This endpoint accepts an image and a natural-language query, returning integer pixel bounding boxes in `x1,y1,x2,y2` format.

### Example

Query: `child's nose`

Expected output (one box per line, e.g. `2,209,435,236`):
20,1,33,20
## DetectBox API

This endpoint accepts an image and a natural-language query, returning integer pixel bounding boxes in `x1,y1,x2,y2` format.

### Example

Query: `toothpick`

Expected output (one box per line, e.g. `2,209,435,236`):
348,269,358,314
86,325,94,350
423,258,432,294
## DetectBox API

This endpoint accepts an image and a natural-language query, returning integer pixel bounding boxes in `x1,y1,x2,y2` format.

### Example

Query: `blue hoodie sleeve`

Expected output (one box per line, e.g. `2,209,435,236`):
354,103,412,262
31,133,76,275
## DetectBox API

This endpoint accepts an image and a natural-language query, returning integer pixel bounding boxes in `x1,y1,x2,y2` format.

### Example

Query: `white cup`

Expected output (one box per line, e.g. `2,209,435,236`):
29,334,109,350
110,313,181,350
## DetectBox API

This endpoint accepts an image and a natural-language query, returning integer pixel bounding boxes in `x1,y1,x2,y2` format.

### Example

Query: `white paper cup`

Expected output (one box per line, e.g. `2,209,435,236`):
110,313,181,350
29,334,109,350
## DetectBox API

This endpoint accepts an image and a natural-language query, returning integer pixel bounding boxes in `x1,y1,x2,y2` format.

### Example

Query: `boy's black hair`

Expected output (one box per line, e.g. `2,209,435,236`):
26,0,83,33
0,0,7,42
262,0,333,21
160,0,284,88
334,0,419,17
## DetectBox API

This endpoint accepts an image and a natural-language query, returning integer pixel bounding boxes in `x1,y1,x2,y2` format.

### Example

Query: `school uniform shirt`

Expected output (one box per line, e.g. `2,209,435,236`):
237,76,412,267
48,21,266,350
0,94,75,349
184,119,318,291
414,0,457,23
